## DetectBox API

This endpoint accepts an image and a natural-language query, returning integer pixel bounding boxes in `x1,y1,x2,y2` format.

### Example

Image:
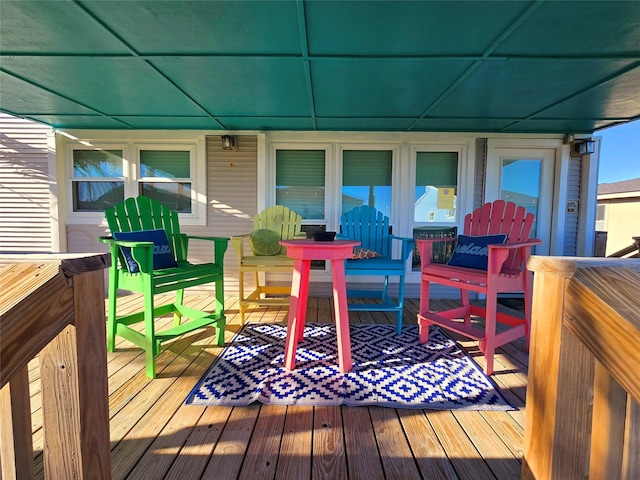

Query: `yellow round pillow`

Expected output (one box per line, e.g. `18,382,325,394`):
249,229,282,256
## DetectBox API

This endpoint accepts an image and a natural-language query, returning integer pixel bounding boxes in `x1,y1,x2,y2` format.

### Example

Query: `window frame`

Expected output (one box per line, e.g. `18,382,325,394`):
66,139,206,225
268,142,334,230
410,144,466,228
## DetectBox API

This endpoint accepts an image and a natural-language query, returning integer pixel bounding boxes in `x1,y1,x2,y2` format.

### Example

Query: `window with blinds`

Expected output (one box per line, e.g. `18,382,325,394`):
342,150,392,216
275,149,325,219
139,149,192,213
70,145,195,214
71,149,125,211
414,151,458,223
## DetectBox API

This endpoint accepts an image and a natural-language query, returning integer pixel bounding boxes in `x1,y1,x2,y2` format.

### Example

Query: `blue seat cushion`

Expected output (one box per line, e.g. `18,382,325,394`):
345,257,404,271
112,228,178,274
446,234,507,270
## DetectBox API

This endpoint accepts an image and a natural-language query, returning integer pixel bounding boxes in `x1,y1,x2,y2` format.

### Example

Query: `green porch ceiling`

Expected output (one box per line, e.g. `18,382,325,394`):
1,0,639,133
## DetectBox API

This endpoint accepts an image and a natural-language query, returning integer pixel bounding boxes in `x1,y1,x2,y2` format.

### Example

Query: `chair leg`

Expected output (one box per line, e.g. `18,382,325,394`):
395,274,406,335
418,277,432,343
215,277,225,318
106,268,118,352
143,283,157,379
238,270,246,325
460,289,471,326
173,287,185,327
419,277,430,316
482,291,498,376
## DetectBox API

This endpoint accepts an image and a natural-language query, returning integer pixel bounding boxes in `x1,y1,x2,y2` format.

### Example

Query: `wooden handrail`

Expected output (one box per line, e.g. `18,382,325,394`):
607,235,640,258
0,253,111,479
522,256,640,479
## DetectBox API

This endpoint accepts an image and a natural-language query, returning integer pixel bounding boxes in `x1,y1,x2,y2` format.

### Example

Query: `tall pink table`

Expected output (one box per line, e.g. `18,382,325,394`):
280,239,360,373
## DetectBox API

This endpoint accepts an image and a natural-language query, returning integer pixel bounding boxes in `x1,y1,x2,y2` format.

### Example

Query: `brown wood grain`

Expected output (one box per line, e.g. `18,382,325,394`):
397,409,458,480
0,366,34,480
526,257,640,480
342,405,385,480
275,405,313,480
590,361,627,479
312,406,347,480
238,405,287,480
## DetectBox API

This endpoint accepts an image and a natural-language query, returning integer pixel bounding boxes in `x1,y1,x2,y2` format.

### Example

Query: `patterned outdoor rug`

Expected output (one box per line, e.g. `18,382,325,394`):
186,323,513,410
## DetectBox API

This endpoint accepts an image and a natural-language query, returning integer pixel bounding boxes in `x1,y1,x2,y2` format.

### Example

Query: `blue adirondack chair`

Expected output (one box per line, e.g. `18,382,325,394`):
338,206,415,334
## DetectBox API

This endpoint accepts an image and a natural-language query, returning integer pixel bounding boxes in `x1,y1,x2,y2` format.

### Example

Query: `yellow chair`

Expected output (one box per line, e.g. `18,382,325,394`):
231,206,303,323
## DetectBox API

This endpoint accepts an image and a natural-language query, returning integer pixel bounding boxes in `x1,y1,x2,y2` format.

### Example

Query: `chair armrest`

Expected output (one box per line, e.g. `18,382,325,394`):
230,233,251,259
183,235,229,265
390,235,416,261
98,237,154,272
487,239,542,274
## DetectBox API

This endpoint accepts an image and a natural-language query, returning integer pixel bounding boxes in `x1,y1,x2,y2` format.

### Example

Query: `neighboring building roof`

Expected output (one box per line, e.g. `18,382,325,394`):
598,178,640,196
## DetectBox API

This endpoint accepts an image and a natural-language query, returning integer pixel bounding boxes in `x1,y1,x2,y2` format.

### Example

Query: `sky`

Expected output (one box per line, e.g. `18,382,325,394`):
596,119,640,184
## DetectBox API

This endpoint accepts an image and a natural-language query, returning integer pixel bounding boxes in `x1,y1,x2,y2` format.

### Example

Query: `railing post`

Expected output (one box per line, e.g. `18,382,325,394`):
523,256,640,480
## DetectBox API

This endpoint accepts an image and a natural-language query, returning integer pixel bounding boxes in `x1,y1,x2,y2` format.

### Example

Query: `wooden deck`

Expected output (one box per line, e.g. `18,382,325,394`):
28,294,529,480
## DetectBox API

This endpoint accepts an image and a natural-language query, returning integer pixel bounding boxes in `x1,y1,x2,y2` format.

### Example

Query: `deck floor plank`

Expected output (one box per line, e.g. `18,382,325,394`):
369,406,422,479
397,408,460,479
25,293,529,480
274,405,313,480
312,406,348,480
427,410,497,480
342,405,385,480
238,405,288,480
163,405,233,479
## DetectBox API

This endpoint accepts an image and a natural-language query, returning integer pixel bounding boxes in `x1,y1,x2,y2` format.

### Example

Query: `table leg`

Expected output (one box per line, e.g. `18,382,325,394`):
284,258,310,370
331,259,352,372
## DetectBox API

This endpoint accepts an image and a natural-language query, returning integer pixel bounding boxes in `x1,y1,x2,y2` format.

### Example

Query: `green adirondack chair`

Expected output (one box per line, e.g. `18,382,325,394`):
99,196,228,378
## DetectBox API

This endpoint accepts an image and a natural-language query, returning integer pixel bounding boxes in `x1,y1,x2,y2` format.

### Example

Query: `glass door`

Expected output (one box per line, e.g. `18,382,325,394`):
485,145,555,255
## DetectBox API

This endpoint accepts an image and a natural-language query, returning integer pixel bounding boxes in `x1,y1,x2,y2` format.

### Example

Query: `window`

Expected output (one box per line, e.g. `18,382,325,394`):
342,150,392,216
67,140,204,225
596,204,606,231
138,148,192,213
71,148,125,212
414,151,458,223
275,149,325,219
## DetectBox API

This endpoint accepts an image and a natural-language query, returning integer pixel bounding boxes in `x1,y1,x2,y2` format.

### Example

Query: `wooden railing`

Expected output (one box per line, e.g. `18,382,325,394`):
608,235,640,258
0,253,111,479
523,256,640,479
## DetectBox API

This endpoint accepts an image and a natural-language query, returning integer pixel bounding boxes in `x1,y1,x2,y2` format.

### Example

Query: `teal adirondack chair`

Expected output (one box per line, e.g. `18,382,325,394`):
338,205,415,334
99,196,228,378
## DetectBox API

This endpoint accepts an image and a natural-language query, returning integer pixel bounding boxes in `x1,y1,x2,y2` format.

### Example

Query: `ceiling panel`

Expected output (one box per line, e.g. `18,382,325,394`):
304,1,529,56
0,0,638,133
311,58,473,117
428,59,639,120
81,1,302,55
541,66,640,119
494,1,640,56
153,57,311,116
1,56,206,116
0,1,130,54
0,73,98,115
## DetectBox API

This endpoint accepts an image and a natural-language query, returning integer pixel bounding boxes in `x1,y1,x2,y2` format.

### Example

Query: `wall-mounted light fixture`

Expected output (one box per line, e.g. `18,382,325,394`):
221,135,237,151
573,139,595,156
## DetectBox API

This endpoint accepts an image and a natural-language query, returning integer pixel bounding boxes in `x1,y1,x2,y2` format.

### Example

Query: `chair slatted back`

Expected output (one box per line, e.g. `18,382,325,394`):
464,199,535,272
105,196,186,262
254,205,302,240
341,205,391,257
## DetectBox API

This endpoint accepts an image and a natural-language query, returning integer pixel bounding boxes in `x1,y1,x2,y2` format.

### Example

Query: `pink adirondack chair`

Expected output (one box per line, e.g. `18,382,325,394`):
416,200,542,375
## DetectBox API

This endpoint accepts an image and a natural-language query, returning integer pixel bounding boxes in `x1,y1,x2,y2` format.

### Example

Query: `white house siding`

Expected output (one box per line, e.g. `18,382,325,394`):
563,156,581,255
0,114,54,253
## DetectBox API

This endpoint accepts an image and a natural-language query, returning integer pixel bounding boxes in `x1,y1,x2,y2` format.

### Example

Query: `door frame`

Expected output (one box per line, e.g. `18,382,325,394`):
486,138,567,256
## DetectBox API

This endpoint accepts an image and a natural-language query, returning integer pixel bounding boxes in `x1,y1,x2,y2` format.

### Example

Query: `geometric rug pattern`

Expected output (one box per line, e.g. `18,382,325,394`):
186,323,513,410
